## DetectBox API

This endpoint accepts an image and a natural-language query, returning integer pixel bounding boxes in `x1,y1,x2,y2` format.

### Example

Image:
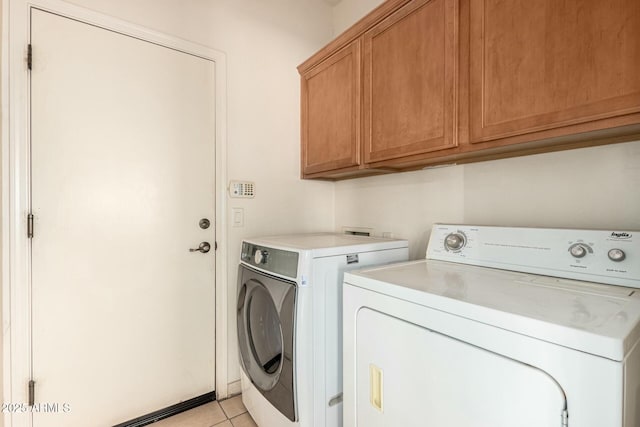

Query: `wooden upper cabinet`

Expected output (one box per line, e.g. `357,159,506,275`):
364,0,458,164
298,0,640,179
301,41,361,176
469,0,640,144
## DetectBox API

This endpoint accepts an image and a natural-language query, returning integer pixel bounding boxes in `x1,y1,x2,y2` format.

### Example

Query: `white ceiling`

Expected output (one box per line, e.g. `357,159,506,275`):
322,0,343,5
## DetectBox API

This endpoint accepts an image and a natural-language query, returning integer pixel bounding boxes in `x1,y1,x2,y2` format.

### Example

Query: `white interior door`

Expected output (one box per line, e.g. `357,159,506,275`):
30,9,216,426
356,308,567,427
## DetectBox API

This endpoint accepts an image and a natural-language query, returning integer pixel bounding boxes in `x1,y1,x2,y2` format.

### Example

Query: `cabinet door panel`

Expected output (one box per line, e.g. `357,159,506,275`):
470,0,640,144
301,42,361,175
364,0,458,163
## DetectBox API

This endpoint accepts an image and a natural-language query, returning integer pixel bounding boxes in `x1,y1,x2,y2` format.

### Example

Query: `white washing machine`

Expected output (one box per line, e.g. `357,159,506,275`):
237,233,408,427
343,224,640,427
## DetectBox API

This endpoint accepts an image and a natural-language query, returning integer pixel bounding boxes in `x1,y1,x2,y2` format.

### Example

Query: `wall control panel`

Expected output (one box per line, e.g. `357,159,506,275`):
229,180,255,198
427,224,640,288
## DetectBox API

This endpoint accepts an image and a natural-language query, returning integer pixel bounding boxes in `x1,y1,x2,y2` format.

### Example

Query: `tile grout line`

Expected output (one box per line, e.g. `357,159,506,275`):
212,395,251,427
148,394,254,427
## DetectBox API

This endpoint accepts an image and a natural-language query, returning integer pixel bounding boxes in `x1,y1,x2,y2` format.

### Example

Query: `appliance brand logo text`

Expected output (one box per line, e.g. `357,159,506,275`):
610,232,632,239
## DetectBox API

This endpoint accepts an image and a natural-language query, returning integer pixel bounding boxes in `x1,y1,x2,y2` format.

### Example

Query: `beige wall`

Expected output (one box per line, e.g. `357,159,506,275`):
332,0,640,259
335,141,640,258
335,165,465,259
332,0,385,34
3,0,336,397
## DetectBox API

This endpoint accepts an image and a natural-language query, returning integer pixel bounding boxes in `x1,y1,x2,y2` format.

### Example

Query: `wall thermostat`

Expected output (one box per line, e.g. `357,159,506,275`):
229,180,255,198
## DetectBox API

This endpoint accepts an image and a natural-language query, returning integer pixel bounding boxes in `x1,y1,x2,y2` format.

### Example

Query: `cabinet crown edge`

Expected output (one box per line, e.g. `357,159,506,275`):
297,0,412,74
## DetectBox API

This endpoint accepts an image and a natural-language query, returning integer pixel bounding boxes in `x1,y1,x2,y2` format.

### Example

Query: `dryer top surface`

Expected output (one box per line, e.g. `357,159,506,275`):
244,233,408,257
345,259,640,361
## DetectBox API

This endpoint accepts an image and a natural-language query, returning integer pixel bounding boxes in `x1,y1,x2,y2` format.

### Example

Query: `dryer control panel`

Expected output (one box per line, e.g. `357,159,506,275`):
427,224,640,288
241,242,299,279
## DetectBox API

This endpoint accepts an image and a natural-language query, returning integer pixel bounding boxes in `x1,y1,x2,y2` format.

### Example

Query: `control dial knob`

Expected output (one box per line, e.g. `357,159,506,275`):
608,248,626,262
568,243,589,258
254,250,268,264
444,232,466,252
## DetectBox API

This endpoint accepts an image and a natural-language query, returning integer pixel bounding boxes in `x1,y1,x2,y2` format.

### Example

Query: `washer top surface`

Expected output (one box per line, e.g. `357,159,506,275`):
244,233,408,257
345,259,640,361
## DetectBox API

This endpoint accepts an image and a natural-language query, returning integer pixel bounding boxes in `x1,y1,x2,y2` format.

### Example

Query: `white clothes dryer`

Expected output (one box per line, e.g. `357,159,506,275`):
237,233,408,427
343,224,640,427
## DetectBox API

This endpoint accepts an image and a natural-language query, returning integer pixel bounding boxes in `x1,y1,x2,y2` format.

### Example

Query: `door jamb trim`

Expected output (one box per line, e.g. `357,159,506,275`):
2,1,230,425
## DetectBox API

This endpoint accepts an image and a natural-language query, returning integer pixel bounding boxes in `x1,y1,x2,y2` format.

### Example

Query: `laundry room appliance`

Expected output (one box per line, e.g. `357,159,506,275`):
343,224,640,427
237,233,409,427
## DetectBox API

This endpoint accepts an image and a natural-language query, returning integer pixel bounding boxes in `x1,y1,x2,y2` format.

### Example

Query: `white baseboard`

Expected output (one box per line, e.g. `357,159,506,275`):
227,380,242,397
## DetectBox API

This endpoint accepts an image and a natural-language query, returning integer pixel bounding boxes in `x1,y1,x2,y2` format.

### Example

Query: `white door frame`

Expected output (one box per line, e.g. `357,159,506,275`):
2,1,230,425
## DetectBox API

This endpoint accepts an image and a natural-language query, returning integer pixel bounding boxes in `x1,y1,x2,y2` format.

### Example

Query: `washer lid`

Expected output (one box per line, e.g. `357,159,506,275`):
345,260,640,361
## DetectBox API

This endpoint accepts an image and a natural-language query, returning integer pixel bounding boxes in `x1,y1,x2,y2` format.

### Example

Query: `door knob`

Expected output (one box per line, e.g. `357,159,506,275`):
189,242,211,253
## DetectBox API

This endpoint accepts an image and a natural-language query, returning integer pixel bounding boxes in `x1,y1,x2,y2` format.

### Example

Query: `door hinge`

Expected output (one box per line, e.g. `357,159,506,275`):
215,241,218,250
27,44,32,70
28,380,35,406
562,409,569,427
27,213,34,238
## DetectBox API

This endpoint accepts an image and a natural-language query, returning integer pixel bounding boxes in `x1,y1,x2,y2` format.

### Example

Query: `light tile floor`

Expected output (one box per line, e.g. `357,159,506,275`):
151,395,257,427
